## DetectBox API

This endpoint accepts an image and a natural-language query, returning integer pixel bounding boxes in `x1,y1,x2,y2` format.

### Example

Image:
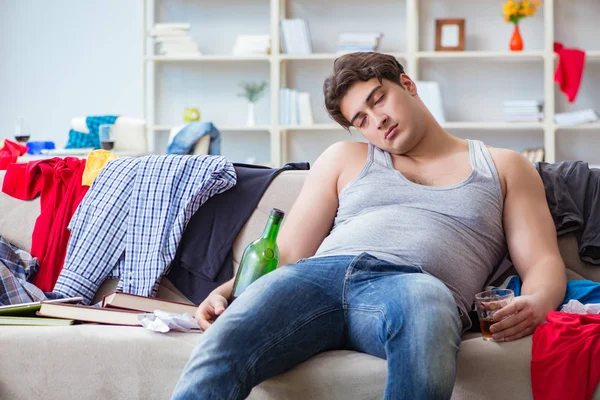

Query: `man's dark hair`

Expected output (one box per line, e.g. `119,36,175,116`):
323,52,405,130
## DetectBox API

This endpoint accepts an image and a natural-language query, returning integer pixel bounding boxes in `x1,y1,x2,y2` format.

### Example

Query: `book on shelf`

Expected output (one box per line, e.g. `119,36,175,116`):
232,34,271,55
336,32,383,55
0,296,84,317
154,23,191,31
101,292,198,315
502,106,543,114
279,88,314,125
0,316,75,326
149,23,201,56
280,19,312,54
503,99,544,108
503,99,544,122
297,92,315,126
37,302,143,326
149,29,189,37
155,36,196,44
554,109,600,125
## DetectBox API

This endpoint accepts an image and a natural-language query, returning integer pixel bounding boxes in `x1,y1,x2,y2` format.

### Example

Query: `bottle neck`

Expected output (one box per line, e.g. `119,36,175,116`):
261,216,282,241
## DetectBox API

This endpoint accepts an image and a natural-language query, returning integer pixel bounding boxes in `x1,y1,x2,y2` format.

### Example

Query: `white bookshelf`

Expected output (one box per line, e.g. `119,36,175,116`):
152,125,271,132
147,55,271,62
143,0,600,166
278,52,406,61
417,51,545,60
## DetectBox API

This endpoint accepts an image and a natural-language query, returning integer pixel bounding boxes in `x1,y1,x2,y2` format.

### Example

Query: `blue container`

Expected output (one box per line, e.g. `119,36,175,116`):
27,141,56,155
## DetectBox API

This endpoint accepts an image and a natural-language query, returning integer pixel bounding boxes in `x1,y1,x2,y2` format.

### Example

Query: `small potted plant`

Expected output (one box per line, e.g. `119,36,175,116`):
502,0,542,51
238,81,267,126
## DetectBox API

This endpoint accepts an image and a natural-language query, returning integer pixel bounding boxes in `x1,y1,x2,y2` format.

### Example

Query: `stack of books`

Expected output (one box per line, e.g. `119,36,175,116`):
0,292,199,327
279,88,314,126
554,109,600,125
149,23,201,56
502,100,544,122
232,35,271,56
280,19,313,55
336,32,383,55
521,147,545,163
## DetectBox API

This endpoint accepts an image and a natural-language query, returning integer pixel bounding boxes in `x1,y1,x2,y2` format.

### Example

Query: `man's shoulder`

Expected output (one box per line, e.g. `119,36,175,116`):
312,141,369,193
487,146,539,197
487,146,532,173
317,141,368,167
324,141,368,156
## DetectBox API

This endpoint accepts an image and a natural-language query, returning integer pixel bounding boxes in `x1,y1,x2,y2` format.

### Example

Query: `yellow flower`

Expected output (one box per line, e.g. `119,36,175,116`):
502,0,541,22
520,2,532,16
502,0,517,17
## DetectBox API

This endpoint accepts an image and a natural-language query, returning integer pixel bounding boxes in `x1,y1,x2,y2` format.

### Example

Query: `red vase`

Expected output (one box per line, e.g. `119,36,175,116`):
510,24,524,51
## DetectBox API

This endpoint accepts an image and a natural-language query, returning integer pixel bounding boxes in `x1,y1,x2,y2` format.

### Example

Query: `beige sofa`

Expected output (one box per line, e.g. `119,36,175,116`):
0,169,599,400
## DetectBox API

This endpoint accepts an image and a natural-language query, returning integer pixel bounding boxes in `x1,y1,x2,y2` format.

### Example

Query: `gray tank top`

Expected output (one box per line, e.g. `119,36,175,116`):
315,140,507,316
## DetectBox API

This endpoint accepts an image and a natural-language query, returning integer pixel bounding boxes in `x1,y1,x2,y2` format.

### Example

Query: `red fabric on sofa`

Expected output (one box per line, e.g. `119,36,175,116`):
2,158,88,291
531,311,600,400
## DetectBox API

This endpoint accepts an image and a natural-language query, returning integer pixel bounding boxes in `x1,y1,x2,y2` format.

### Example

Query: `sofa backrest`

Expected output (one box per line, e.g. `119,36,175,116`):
0,171,37,252
0,169,599,291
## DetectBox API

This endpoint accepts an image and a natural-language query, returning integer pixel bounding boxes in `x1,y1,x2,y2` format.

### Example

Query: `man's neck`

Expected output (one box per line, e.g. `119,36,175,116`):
401,119,461,163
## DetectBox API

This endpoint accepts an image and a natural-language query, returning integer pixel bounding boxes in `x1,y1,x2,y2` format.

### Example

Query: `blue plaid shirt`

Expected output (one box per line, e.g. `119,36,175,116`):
53,154,236,304
0,235,45,305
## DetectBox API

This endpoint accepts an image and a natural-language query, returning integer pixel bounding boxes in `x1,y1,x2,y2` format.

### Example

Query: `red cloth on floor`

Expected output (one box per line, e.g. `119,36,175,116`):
0,140,28,170
554,42,586,103
1,158,89,291
531,311,600,400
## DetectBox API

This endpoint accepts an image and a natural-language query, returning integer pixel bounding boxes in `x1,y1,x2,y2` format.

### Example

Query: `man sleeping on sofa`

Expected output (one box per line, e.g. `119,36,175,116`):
171,52,567,400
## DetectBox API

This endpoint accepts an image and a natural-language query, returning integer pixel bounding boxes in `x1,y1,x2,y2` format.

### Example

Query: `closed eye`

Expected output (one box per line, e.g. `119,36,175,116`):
359,116,367,128
375,94,385,104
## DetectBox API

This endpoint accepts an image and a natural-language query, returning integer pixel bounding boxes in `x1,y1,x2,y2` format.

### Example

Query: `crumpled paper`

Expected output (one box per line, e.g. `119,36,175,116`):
560,299,600,315
138,310,201,333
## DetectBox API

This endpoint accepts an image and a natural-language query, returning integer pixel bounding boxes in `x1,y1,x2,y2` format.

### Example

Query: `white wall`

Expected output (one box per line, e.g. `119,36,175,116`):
1,0,599,165
0,0,143,147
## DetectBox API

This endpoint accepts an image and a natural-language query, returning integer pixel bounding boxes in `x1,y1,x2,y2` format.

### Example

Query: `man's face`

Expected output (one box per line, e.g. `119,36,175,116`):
340,75,421,154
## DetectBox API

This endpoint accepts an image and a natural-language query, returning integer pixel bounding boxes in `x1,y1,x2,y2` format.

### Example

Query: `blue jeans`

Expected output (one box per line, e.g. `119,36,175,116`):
172,253,463,400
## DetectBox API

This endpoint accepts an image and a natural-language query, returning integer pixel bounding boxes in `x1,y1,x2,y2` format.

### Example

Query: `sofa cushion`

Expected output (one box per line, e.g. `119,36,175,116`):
0,171,39,252
2,324,597,400
0,325,200,400
558,234,600,282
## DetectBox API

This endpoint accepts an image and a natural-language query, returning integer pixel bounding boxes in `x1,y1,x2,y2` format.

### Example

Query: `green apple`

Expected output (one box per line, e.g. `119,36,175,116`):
184,107,200,123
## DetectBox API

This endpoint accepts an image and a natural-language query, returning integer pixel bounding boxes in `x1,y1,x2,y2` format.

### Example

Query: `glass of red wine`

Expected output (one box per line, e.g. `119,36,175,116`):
99,124,115,151
14,116,30,144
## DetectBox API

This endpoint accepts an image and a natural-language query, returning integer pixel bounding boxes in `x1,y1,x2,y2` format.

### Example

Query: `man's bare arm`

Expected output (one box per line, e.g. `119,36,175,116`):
490,150,566,341
277,142,346,266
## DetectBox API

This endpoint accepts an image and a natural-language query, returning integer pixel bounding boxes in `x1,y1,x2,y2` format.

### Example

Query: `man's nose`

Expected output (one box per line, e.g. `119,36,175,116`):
377,114,389,130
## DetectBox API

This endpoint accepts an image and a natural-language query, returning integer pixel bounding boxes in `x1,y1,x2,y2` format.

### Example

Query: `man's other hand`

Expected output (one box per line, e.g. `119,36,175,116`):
489,293,550,342
195,294,229,331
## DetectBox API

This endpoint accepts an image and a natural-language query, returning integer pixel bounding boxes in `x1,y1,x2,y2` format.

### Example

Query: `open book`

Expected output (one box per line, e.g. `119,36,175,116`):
37,303,143,326
102,292,198,316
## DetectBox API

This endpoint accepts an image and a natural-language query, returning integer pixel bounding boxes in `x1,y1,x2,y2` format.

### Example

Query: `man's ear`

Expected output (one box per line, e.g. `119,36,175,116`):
399,74,417,96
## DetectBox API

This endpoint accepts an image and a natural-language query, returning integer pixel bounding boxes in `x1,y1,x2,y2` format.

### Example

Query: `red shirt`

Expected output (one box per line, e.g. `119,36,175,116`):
2,158,88,291
531,311,600,400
